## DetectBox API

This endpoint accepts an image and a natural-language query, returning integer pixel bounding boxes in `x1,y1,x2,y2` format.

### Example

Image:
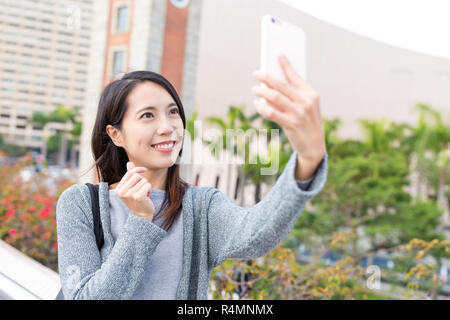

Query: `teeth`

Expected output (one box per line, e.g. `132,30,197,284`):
152,142,174,149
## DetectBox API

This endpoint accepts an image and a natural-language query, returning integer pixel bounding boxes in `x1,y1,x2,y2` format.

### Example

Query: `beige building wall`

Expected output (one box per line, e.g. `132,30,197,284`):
78,0,110,184
193,0,450,139
0,0,93,152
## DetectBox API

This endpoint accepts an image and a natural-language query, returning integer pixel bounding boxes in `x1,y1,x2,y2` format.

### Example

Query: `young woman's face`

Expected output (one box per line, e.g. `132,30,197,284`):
110,81,184,170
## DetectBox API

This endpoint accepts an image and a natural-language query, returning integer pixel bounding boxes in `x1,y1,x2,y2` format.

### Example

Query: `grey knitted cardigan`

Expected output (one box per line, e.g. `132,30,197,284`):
56,150,328,300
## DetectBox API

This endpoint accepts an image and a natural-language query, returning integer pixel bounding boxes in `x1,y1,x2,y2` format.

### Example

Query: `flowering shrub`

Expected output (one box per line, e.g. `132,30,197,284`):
0,151,75,272
209,243,391,300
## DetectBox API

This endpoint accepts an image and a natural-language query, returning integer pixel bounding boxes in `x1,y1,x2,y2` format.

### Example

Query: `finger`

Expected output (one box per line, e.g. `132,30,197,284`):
252,85,296,114
253,70,300,103
117,169,143,194
278,54,308,89
130,180,152,199
127,178,149,197
127,161,135,170
116,167,147,190
254,99,292,128
139,182,152,198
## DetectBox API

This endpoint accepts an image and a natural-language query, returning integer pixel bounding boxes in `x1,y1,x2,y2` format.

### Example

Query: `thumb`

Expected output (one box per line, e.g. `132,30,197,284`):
127,161,135,171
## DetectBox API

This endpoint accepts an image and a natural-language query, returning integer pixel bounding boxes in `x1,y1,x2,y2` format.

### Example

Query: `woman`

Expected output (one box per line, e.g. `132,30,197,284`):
56,54,328,300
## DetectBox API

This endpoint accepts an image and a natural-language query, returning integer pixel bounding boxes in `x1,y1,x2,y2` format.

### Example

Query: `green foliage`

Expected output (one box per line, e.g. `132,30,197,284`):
47,132,61,153
28,104,82,160
185,110,198,141
0,135,29,157
207,102,450,300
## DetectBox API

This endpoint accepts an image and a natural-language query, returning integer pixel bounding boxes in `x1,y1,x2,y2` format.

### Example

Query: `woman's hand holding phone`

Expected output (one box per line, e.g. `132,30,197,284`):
251,54,326,181
113,162,155,221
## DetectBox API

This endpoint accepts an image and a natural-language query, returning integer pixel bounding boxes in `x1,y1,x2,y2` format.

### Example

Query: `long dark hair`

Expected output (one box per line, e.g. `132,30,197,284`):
90,71,189,231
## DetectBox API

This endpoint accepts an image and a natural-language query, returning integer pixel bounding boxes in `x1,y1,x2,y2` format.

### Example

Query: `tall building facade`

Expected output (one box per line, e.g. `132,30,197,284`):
78,0,450,202
78,0,202,184
0,0,94,163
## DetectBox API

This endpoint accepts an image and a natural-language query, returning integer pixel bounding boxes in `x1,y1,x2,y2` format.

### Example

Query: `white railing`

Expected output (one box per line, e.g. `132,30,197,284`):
0,239,60,300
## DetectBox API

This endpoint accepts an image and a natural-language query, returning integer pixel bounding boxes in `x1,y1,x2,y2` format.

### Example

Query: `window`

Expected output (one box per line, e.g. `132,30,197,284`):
52,93,66,98
116,6,128,32
57,49,72,55
112,50,125,75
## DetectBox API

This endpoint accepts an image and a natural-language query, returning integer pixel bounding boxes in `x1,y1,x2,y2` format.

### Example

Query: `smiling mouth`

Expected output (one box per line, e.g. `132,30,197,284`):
151,140,176,150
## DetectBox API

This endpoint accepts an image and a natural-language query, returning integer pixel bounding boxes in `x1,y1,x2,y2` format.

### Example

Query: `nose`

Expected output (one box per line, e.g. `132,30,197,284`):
156,116,174,135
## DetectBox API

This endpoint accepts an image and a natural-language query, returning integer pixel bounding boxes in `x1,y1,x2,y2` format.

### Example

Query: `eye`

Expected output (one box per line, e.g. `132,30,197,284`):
141,112,154,119
170,107,179,115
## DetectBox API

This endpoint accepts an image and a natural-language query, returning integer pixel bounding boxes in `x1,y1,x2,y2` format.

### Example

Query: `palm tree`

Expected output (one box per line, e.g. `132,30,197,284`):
205,105,259,203
382,103,450,227
185,110,198,183
28,104,82,167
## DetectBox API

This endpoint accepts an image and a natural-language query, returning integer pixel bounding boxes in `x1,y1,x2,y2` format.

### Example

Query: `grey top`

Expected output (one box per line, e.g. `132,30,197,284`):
109,188,183,299
56,150,328,299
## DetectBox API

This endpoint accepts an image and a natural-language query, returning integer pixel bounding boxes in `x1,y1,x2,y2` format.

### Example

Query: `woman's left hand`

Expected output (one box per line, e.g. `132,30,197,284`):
251,54,326,181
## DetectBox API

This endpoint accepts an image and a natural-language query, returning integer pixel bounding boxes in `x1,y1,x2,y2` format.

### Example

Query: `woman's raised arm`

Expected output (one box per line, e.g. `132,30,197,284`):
207,150,328,269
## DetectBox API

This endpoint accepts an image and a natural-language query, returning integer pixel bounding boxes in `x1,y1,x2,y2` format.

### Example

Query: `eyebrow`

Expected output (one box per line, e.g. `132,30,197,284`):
135,102,177,115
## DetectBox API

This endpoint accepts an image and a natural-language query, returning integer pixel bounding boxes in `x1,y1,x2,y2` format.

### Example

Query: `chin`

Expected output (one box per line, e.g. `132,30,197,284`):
153,157,178,169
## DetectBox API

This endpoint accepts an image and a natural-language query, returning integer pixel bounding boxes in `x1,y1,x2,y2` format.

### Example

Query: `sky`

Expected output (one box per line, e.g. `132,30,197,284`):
278,0,450,60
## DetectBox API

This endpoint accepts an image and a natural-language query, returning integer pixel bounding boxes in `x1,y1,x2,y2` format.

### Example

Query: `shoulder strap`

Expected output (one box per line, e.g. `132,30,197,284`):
85,183,104,251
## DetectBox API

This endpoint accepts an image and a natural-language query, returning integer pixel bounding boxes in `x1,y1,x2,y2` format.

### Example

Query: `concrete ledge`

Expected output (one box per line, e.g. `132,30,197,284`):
0,239,61,300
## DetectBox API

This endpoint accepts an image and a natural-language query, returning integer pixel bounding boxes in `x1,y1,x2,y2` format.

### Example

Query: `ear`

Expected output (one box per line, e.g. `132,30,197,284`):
106,124,123,148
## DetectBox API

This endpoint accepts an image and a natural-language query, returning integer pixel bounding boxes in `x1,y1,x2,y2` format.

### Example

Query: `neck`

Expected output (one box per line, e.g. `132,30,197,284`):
141,167,169,191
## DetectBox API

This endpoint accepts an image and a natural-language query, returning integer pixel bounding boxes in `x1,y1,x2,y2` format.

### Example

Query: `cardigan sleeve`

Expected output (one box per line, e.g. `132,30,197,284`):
207,150,328,269
56,184,167,300
296,176,314,190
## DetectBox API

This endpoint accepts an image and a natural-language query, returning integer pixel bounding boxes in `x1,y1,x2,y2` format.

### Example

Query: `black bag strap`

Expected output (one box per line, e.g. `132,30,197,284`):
55,183,104,300
85,183,104,251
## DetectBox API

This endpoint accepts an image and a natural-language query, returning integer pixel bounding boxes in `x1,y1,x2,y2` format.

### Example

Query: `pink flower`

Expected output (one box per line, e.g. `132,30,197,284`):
53,242,58,249
28,205,35,212
6,210,14,217
9,229,17,236
38,207,51,219
25,155,32,161
42,197,53,206
36,156,43,163
2,198,11,205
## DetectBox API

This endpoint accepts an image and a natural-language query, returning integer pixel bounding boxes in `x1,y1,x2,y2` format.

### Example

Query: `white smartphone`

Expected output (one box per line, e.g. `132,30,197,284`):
260,14,306,91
